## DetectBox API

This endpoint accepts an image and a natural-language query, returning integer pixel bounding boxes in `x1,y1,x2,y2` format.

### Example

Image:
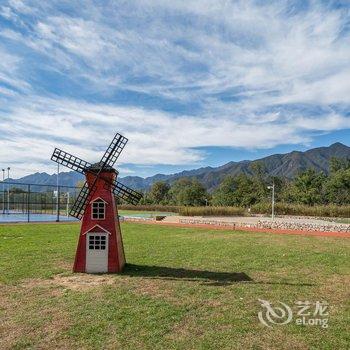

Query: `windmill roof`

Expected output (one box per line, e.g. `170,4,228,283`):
86,162,118,173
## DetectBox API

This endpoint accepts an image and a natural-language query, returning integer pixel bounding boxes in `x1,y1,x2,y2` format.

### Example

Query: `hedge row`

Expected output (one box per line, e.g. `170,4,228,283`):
178,206,245,216
118,204,180,213
251,203,350,218
119,203,350,218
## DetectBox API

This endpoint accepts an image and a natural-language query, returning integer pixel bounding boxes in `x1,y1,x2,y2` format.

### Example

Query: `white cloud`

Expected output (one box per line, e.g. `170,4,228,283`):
1,0,349,103
0,0,349,178
0,47,30,92
0,95,349,177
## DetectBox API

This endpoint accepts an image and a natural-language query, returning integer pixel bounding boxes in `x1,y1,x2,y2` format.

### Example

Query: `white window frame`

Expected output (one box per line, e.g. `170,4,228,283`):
88,234,107,251
91,200,106,220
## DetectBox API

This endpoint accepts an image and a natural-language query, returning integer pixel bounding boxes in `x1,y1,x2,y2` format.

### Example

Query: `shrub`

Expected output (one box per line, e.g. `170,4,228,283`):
119,203,350,218
118,204,180,213
251,202,350,218
178,206,245,216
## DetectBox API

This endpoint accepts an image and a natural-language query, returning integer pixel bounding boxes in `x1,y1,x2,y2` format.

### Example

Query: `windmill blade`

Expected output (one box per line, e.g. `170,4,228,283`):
69,182,96,220
100,133,128,168
110,181,142,205
51,148,92,174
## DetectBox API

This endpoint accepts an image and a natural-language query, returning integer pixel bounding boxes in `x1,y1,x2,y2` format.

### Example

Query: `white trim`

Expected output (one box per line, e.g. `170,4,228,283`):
89,197,108,204
82,224,112,235
86,232,109,273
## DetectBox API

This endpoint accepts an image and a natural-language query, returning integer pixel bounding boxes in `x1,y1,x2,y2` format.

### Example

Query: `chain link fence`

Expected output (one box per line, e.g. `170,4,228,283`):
0,181,80,222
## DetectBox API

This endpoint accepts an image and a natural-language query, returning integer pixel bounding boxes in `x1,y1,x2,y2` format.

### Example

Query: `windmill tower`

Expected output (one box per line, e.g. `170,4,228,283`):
51,133,142,273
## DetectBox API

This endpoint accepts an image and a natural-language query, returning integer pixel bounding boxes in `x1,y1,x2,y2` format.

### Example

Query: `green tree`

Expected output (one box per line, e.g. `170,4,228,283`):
325,158,350,204
250,161,269,201
250,161,267,179
324,168,350,204
212,174,258,207
212,176,237,206
139,191,153,205
9,187,27,194
329,157,350,173
232,174,259,207
169,178,208,206
149,181,170,204
283,169,326,205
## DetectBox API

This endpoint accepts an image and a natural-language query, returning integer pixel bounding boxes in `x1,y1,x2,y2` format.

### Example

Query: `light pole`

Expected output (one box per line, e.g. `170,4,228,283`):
7,167,10,215
2,169,4,214
56,163,60,222
66,191,70,217
267,181,275,221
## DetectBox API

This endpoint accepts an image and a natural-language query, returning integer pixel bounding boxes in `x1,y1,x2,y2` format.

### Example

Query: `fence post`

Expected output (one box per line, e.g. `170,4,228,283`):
7,176,10,215
27,184,30,222
2,170,4,214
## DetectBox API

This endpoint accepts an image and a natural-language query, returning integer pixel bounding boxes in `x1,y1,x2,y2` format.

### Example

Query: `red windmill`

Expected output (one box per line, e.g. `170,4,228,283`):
51,133,142,273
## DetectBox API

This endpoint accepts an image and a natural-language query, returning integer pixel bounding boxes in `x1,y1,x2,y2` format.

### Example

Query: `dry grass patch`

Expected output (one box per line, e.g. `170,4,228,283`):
0,284,73,349
316,274,350,314
240,328,309,350
21,274,116,291
127,277,179,301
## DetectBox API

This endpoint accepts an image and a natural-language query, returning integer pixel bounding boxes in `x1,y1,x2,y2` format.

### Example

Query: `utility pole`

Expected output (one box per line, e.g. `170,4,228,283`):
267,181,275,221
66,191,70,217
7,167,10,215
2,169,4,214
56,163,60,222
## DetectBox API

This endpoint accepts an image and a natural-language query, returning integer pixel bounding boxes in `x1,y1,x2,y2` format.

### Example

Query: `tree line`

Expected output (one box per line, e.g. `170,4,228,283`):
139,158,350,207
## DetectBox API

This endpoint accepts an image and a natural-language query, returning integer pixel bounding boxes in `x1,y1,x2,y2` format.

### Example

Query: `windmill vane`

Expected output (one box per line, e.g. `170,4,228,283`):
51,132,142,273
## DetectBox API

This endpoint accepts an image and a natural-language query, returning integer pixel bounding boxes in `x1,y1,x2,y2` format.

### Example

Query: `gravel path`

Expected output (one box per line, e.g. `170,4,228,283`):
158,215,350,234
162,215,347,225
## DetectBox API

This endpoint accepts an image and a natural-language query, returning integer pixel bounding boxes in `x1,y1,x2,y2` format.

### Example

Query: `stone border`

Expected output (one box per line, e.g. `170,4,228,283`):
178,218,350,233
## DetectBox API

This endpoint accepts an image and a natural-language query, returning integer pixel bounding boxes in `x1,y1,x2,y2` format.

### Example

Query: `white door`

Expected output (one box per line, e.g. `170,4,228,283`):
86,232,108,273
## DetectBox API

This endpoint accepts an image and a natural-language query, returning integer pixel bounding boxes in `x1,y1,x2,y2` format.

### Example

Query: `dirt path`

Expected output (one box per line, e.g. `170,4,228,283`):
127,220,350,238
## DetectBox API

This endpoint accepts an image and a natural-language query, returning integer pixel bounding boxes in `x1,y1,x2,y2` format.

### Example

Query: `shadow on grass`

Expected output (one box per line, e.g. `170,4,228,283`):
123,263,252,286
122,264,315,287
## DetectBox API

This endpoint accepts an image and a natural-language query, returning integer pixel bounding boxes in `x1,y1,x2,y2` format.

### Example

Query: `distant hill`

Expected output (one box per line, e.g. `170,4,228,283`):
121,142,350,191
6,142,350,192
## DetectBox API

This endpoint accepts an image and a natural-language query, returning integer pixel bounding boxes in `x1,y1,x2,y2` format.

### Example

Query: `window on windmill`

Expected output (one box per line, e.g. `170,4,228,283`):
100,236,106,250
89,235,95,250
88,235,106,250
92,200,105,219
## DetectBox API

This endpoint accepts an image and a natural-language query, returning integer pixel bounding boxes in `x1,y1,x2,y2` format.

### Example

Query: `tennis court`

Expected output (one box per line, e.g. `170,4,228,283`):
0,213,77,223
0,211,174,223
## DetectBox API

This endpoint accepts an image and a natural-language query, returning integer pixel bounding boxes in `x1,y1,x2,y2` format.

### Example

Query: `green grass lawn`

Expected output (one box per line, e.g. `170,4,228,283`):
0,223,349,350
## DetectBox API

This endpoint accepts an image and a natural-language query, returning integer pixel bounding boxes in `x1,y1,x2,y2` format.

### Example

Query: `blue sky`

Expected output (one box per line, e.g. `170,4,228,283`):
0,0,349,179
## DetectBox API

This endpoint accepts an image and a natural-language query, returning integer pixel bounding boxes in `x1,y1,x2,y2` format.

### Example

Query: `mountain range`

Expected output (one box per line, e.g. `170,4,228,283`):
6,142,350,192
